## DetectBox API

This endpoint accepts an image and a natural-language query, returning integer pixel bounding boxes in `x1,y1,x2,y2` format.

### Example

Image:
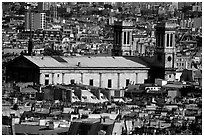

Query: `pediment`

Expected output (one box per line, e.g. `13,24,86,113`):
6,55,39,69
179,33,196,42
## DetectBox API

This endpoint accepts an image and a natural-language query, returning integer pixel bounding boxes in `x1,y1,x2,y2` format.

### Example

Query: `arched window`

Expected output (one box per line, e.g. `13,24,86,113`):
167,56,172,62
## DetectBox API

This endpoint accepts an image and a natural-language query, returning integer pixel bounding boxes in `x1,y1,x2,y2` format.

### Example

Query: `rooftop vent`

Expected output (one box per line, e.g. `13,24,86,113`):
77,62,81,67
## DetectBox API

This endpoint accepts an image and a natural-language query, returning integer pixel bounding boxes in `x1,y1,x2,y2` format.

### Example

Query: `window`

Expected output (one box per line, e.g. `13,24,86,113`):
170,34,173,47
124,32,126,44
82,96,87,99
108,79,112,88
57,74,60,77
169,75,171,78
72,96,78,99
45,79,49,85
45,74,49,77
127,32,130,44
89,79,93,86
31,94,35,98
70,79,75,84
126,79,130,87
101,96,106,99
91,96,97,99
167,34,169,47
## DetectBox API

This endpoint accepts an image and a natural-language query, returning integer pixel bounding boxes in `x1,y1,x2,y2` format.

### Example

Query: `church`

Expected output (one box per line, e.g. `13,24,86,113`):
112,20,177,82
6,21,177,87
6,55,149,89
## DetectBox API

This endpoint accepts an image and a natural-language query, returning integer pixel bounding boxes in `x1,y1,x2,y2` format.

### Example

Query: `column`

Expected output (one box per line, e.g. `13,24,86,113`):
165,33,167,47
122,32,124,44
135,73,138,84
142,44,145,54
62,73,65,84
99,73,102,88
81,73,83,84
117,73,120,89
172,33,175,47
52,73,54,85
126,31,128,44
39,73,43,85
140,44,142,54
123,31,126,44
118,31,120,44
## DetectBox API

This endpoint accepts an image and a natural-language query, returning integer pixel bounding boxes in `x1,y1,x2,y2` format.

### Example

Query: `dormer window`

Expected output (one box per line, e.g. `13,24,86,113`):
91,96,97,99
187,37,191,41
101,96,106,99
72,96,78,99
82,96,87,99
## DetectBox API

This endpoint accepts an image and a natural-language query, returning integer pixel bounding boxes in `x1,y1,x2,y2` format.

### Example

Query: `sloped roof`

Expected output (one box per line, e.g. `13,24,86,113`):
24,56,149,69
178,32,197,43
194,70,202,78
24,56,66,68
21,87,38,93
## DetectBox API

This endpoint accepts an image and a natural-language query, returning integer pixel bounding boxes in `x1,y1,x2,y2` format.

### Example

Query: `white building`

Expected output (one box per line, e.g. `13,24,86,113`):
25,12,46,31
6,55,149,90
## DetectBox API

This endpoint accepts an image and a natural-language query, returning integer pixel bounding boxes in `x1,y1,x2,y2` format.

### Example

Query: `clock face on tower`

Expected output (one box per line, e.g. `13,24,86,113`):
167,56,172,62
165,54,174,68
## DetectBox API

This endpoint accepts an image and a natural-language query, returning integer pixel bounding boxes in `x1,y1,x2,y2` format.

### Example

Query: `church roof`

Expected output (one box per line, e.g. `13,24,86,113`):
23,56,149,69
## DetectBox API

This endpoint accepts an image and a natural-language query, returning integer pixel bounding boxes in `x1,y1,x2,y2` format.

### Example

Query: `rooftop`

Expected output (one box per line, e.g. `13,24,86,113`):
24,55,149,69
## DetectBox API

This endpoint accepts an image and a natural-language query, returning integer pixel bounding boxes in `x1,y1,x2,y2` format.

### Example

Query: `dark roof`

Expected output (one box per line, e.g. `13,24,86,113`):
194,70,202,78
142,56,164,68
123,56,151,68
51,56,67,63
21,87,38,93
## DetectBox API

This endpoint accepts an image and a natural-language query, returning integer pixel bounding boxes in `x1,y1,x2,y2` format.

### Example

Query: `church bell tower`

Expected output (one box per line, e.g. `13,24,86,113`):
155,22,177,81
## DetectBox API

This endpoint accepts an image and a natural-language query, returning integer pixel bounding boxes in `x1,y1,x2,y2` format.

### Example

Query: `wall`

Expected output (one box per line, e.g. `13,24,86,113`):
165,72,176,82
175,72,182,81
40,69,148,89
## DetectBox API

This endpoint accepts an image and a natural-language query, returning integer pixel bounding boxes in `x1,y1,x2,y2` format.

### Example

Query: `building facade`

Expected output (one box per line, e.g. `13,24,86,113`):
155,22,177,81
6,55,149,89
176,55,192,71
25,12,46,31
112,21,134,56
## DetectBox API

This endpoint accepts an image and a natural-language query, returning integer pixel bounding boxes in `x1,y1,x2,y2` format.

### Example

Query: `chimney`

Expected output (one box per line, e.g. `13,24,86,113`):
28,39,33,56
77,62,81,67
39,86,42,93
100,115,102,123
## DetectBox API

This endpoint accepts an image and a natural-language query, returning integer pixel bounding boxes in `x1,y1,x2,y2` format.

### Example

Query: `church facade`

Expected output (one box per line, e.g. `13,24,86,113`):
112,20,177,81
6,55,149,89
